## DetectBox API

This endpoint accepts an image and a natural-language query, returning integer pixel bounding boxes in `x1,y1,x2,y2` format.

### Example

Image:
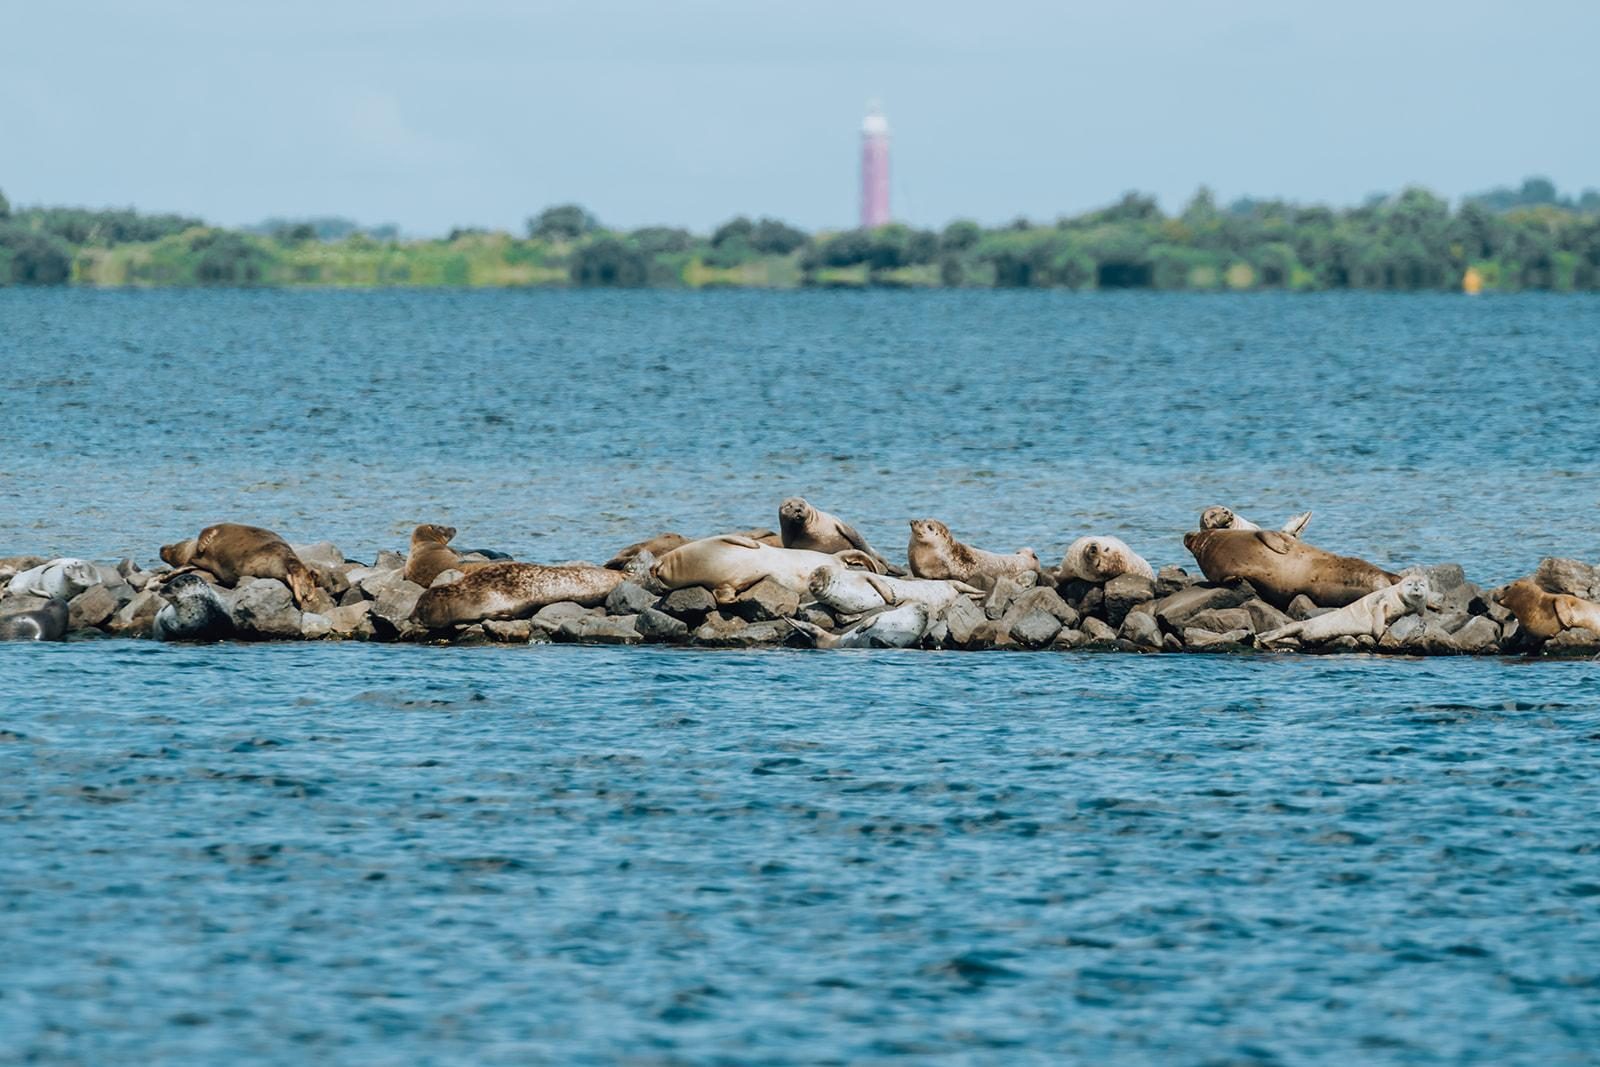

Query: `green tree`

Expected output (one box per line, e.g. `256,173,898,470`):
0,188,9,220
528,204,597,241
0,226,73,284
571,237,646,286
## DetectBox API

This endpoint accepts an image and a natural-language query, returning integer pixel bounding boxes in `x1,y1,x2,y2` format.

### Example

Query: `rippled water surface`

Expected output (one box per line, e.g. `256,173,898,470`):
2,291,1599,1064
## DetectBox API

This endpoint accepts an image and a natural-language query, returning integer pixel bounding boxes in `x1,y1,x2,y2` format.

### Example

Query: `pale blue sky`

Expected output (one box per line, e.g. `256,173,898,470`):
3,0,1595,234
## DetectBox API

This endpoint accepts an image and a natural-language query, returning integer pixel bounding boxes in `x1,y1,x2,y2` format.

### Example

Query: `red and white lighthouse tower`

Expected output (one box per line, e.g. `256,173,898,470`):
859,102,890,229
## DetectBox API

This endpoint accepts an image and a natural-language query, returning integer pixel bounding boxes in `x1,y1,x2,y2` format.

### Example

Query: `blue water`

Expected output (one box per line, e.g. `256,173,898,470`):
2,290,1599,1064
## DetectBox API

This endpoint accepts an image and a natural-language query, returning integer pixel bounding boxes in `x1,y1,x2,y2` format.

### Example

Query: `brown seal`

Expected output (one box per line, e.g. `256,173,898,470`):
1494,578,1600,640
404,524,501,588
1182,528,1398,610
906,519,1041,588
779,497,901,575
160,523,319,608
606,528,782,570
411,561,629,628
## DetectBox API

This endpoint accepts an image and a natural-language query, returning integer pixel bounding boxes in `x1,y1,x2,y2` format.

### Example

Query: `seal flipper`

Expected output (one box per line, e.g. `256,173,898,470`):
713,535,763,550
781,616,839,649
861,572,899,606
1255,530,1295,555
1280,511,1313,538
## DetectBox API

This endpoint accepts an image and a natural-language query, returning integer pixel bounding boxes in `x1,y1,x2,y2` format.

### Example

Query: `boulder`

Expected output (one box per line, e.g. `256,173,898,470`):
374,549,406,572
1183,627,1251,650
229,579,303,639
300,587,339,616
1119,611,1162,649
1056,578,1102,616
1379,614,1428,652
484,619,533,643
1243,598,1293,634
1286,595,1331,621
557,614,642,645
1450,616,1500,654
1153,583,1252,631
797,605,836,629
109,589,163,637
1103,573,1156,628
604,581,657,617
371,579,425,632
1533,558,1600,601
300,613,333,639
324,602,375,638
1186,607,1254,634
1153,565,1194,598
1079,617,1118,646
68,585,119,630
941,596,987,647
1052,628,1086,650
291,541,345,569
635,607,690,642
729,578,801,622
1544,627,1600,654
657,586,717,625
1009,609,1063,648
359,567,416,600
983,576,1030,620
1002,587,1078,629
531,602,602,633
1324,635,1370,654
692,613,790,648
339,585,369,607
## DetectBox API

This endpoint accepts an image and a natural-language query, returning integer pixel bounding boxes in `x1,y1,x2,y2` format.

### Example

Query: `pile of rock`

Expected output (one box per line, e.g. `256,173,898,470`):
3,545,1599,657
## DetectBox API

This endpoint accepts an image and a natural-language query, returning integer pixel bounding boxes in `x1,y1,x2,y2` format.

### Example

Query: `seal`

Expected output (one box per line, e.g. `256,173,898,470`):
807,563,983,618
1182,528,1399,610
404,524,502,588
0,598,69,641
160,523,319,608
785,602,931,650
1058,537,1154,583
1257,574,1429,647
411,560,632,628
779,497,902,575
651,535,880,604
906,519,1040,588
152,573,235,642
7,558,101,600
606,529,781,570
1494,578,1600,640
1200,506,1313,539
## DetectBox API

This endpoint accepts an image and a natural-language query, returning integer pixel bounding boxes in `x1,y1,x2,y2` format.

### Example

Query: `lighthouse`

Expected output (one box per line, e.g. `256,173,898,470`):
860,102,890,229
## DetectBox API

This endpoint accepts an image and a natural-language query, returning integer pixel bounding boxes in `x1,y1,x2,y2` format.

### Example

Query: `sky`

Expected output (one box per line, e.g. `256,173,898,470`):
3,0,1597,236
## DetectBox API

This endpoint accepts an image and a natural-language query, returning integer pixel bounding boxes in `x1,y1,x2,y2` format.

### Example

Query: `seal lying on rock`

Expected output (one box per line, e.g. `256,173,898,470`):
779,497,902,575
7,558,101,600
152,573,234,642
907,519,1040,588
1494,578,1600,640
605,528,782,570
785,603,931,650
404,524,501,588
411,560,632,628
1058,537,1154,583
1200,506,1313,539
807,563,982,618
1257,574,1429,648
1183,528,1398,610
0,599,69,641
160,524,319,608
652,536,882,604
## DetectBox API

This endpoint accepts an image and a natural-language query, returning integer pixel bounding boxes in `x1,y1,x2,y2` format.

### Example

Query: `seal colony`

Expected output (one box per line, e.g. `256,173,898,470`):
3,500,1600,657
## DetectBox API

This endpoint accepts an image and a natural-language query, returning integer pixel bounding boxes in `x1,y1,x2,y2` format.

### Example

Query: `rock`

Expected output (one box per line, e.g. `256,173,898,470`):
301,587,339,616
1532,558,1600,601
1433,611,1471,635
1056,578,1104,617
692,613,790,648
1184,627,1251,650
1286,595,1330,621
1153,583,1252,630
1379,614,1428,651
605,581,657,616
0,594,50,619
1403,562,1467,594
941,596,987,646
924,618,949,647
300,613,333,639
635,607,690,642
1119,611,1162,649
229,579,303,639
557,614,642,644
359,567,414,600
962,620,1010,650
983,576,1030,620
339,585,369,607
484,619,533,643
68,585,119,630
1052,628,1086,650
1243,598,1293,634
1154,565,1194,598
657,586,717,625
797,605,835,629
532,602,603,633
108,589,163,636
372,577,424,621
1544,627,1600,654
453,623,491,645
1450,616,1500,654
1103,573,1156,628
1161,633,1184,652
324,602,375,638
0,555,46,583
310,564,350,598
1002,587,1078,629
430,569,465,588
1009,609,1063,648
374,549,406,572
291,541,345,569
729,578,801,622
1186,607,1254,634
1079,616,1118,645
1324,636,1369,653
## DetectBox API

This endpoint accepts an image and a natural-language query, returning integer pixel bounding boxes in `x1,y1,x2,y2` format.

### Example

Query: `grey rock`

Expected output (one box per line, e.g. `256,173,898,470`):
1244,598,1293,634
658,586,718,624
1544,627,1600,653
109,589,163,636
531,602,602,633
371,579,425,632
1056,578,1103,616
605,581,657,616
374,549,406,572
1286,595,1332,621
1533,558,1600,601
1003,586,1078,628
1052,628,1086,650
1153,584,1252,630
229,579,303,639
430,569,465,588
1119,611,1163,649
1379,614,1428,651
797,605,836,629
557,614,642,645
692,613,790,648
1079,616,1118,645
1184,627,1251,650
1154,565,1194,598
484,619,533,643
1009,608,1063,648
1187,607,1254,634
983,576,1029,620
68,585,119,629
324,602,375,638
1324,635,1370,653
1434,611,1471,635
1450,615,1500,654
339,585,369,607
636,607,690,642
924,619,949,647
291,541,345,569
301,587,339,616
941,596,987,646
300,613,333,639
729,578,801,622
1403,562,1467,593
359,567,414,600
1103,573,1157,628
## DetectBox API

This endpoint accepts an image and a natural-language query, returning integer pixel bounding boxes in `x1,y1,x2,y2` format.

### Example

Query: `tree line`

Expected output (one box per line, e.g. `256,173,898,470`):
2,178,1597,291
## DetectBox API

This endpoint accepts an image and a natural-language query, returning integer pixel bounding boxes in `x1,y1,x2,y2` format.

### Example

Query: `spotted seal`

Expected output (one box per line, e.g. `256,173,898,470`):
1183,528,1398,610
152,573,235,642
411,560,635,628
0,598,69,641
906,519,1040,589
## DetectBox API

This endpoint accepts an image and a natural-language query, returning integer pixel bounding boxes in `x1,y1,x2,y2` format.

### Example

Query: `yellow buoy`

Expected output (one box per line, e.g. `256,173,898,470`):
1462,266,1484,295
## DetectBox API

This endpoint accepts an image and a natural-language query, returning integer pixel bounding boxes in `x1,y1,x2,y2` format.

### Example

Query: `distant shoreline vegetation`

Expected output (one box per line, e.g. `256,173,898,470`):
1,178,1597,292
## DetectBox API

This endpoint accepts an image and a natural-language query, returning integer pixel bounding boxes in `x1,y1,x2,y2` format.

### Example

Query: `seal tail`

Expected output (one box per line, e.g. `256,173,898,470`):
780,616,839,649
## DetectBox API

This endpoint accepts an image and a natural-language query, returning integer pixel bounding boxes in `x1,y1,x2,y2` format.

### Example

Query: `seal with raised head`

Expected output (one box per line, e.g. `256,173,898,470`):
1058,537,1154,583
1183,528,1398,610
779,497,902,575
1494,578,1600,640
412,560,633,629
784,602,931,650
651,535,880,604
404,524,503,588
807,563,983,618
1257,574,1429,647
0,598,69,641
152,573,235,642
1200,506,1313,539
160,523,319,608
7,558,101,600
907,519,1040,588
